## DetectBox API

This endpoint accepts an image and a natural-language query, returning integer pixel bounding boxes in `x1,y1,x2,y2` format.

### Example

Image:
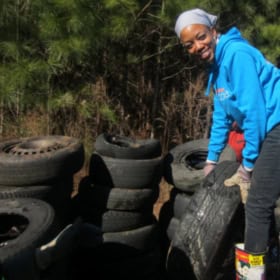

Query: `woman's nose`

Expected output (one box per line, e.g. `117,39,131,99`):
193,40,204,53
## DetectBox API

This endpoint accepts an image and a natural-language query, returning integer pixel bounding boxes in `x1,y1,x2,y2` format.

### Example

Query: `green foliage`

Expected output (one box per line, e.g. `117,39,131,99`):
100,105,118,123
1,0,280,149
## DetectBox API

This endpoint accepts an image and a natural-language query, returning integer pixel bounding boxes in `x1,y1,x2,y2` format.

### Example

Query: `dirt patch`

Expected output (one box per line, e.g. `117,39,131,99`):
72,165,88,197
153,179,173,219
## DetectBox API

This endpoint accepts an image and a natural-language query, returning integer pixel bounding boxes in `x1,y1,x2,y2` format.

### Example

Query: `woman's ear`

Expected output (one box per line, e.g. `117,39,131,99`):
211,27,217,37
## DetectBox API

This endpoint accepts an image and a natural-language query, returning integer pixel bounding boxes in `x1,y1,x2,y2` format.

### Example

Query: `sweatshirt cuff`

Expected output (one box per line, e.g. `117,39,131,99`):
206,160,217,165
207,150,220,163
242,158,254,171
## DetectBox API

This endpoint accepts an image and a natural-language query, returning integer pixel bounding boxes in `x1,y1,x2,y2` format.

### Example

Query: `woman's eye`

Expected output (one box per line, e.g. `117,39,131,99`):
183,43,193,50
197,34,206,41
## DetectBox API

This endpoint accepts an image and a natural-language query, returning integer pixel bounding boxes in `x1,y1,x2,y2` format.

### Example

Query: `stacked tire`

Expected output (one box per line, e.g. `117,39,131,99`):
0,135,85,279
72,133,164,280
165,161,244,280
159,139,238,279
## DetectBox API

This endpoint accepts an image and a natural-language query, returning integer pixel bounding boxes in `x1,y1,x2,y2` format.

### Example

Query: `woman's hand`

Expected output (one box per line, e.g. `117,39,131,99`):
203,162,217,177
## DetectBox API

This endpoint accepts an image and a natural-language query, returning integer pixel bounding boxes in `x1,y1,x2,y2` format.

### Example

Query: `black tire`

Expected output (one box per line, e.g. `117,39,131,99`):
101,211,156,233
73,246,161,280
78,177,159,211
95,133,162,159
0,177,74,229
173,191,192,220
274,207,280,233
103,223,160,252
96,248,161,280
157,197,174,265
0,136,85,186
0,185,53,199
71,189,155,232
89,152,163,189
82,208,156,233
169,161,244,280
0,198,55,264
163,138,236,193
167,217,179,241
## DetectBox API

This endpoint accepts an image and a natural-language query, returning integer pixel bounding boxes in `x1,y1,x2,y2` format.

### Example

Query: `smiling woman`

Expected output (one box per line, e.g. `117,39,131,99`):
174,7,280,280
180,25,217,62
175,8,218,62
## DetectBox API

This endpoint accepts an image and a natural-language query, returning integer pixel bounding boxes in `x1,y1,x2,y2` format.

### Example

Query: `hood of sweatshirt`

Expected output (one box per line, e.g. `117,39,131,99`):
205,27,248,96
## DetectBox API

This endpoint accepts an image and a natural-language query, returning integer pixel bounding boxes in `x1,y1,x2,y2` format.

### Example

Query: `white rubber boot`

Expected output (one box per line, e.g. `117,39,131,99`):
235,243,265,280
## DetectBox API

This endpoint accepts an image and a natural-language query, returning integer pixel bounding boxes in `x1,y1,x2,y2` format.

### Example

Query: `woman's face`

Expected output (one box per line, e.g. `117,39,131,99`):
180,24,217,63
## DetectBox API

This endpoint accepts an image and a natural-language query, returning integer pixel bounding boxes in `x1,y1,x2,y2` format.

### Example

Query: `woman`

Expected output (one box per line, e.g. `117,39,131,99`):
174,8,280,279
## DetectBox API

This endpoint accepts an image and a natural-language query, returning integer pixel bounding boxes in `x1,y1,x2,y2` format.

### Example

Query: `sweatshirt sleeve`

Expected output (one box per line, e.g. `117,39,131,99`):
228,51,267,170
207,95,232,163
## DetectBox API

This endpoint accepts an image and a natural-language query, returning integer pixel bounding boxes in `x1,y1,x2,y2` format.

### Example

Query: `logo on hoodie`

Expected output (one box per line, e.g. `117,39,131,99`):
215,88,231,101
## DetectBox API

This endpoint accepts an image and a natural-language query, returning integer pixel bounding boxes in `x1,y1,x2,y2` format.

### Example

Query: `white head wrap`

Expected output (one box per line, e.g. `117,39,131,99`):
174,8,217,38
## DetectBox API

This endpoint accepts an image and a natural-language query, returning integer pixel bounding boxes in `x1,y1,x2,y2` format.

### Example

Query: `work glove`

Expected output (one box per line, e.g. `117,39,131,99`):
203,162,217,177
224,164,251,204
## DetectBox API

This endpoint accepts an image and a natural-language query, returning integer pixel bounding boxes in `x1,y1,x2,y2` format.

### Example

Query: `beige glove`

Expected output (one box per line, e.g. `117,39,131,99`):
224,165,251,204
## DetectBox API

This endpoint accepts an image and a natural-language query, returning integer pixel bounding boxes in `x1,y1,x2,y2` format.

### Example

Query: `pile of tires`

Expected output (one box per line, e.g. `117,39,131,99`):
161,139,280,280
71,133,164,280
159,139,237,261
0,135,85,279
163,138,236,193
166,161,244,280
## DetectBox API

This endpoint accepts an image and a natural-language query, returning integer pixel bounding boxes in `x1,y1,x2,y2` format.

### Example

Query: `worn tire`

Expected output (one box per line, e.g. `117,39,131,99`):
73,246,161,280
166,217,180,241
89,152,163,189
0,135,84,186
94,133,162,159
163,138,236,193
0,185,53,199
169,161,244,280
78,177,158,211
75,203,155,232
0,198,55,280
173,191,192,220
103,223,160,252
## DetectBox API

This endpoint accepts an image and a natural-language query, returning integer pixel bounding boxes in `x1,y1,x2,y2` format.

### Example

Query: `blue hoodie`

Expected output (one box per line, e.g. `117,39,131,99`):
206,27,280,170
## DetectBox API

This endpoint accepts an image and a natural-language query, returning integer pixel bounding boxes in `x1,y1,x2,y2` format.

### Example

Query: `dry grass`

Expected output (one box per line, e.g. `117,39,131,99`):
156,72,212,152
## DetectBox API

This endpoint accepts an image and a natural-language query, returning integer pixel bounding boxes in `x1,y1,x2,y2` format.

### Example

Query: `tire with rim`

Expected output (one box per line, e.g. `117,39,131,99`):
0,135,84,186
168,161,244,280
95,133,162,159
163,138,236,193
0,178,74,229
